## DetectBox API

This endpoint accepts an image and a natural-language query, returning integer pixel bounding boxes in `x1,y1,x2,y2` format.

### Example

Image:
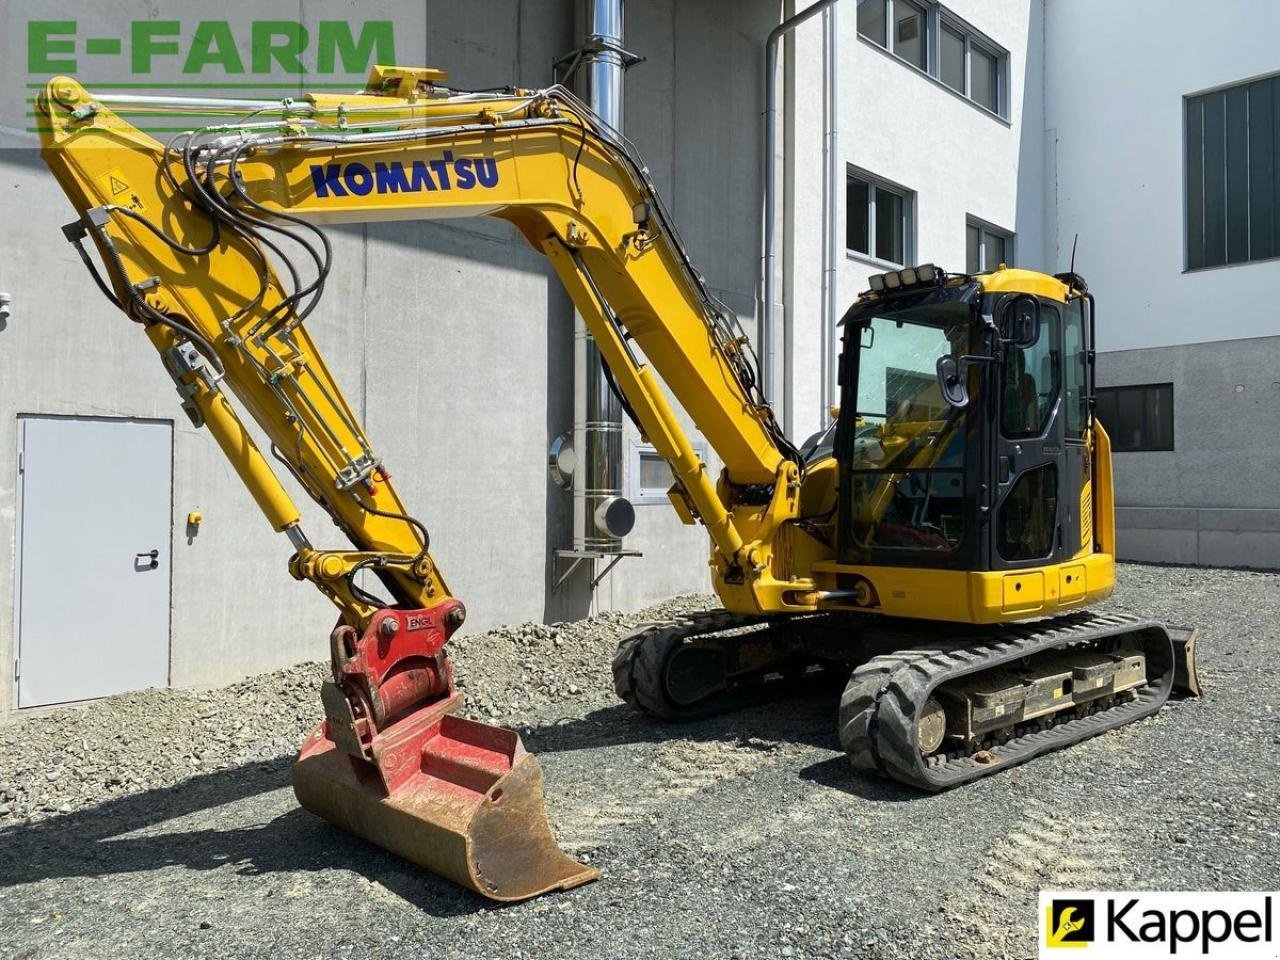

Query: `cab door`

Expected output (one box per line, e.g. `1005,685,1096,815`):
1059,297,1095,559
990,298,1067,579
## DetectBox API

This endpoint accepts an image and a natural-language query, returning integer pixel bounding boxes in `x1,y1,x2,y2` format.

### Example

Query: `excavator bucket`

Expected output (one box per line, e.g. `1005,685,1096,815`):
1167,625,1204,698
292,606,597,901
294,693,598,901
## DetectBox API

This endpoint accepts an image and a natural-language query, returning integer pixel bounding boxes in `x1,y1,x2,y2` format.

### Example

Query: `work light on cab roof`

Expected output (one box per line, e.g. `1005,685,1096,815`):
866,262,942,294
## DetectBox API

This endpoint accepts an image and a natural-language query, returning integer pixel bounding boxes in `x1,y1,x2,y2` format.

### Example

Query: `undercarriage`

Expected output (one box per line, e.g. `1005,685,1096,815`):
613,610,1201,790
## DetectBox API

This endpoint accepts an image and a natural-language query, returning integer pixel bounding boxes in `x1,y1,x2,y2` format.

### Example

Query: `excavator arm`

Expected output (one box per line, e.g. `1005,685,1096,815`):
36,69,809,614
34,66,809,901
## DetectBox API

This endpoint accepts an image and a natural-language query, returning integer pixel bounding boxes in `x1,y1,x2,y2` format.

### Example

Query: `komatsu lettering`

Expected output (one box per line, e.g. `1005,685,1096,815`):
309,153,499,199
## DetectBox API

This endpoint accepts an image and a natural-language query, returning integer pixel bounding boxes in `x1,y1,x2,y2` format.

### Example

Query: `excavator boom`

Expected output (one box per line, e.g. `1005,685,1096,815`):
34,66,804,901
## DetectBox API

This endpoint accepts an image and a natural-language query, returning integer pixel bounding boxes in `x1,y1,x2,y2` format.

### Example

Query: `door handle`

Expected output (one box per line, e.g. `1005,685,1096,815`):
135,549,160,571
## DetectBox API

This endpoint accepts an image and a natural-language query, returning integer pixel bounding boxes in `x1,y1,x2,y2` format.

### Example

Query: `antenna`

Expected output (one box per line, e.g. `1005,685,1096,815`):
1069,233,1079,277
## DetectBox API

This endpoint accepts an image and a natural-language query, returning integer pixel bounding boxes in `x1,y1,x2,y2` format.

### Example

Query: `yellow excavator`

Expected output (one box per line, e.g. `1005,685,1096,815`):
34,65,1199,901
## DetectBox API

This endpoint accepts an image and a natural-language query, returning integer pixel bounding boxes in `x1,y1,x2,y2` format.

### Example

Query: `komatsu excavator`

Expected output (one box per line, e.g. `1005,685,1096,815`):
34,65,1199,902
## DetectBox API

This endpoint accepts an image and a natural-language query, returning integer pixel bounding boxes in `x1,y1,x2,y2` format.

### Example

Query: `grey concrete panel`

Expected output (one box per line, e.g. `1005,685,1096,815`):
1197,531,1280,570
669,0,778,304
1115,529,1200,566
1100,337,1280,517
1115,506,1199,531
1196,508,1280,533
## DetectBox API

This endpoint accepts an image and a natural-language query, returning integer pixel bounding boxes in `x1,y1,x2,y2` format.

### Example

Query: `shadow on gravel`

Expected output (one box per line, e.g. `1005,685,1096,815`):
531,698,932,804
0,757,484,917
525,696,842,756
796,755,921,802
0,690,901,915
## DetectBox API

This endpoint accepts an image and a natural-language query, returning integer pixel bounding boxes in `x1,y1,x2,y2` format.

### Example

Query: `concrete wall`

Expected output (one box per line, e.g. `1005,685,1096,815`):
608,0,780,612
783,0,1046,442
1098,337,1280,568
0,0,775,712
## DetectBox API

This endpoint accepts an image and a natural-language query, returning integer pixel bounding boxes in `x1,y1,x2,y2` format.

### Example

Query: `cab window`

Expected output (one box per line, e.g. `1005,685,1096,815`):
1063,299,1089,438
1001,306,1060,438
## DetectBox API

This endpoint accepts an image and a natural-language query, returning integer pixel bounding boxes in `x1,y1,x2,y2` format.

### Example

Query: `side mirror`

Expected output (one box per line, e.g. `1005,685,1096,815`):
936,355,969,408
1001,295,1041,349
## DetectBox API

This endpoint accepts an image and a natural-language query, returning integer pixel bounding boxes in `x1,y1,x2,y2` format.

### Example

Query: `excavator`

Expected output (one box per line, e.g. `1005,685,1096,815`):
33,65,1200,902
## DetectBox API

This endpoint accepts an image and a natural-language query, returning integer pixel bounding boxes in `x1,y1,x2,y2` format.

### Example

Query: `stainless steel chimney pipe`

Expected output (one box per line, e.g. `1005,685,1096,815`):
572,0,634,555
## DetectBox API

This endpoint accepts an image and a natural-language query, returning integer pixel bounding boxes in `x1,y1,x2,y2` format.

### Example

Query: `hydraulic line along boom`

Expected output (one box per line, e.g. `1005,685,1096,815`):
35,66,802,900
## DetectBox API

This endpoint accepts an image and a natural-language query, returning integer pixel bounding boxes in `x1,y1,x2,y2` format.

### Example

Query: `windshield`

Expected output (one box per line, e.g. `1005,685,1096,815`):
845,300,975,552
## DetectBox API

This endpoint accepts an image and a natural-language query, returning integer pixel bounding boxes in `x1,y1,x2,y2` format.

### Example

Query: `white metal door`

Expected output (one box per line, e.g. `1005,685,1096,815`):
15,416,172,707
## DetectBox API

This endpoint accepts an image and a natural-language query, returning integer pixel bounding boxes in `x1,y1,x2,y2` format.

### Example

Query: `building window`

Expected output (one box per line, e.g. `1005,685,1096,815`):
893,0,928,71
848,168,915,266
940,22,965,92
857,0,1009,119
966,218,1014,273
857,0,888,47
968,43,1000,113
1185,73,1280,270
629,441,706,505
1095,384,1175,452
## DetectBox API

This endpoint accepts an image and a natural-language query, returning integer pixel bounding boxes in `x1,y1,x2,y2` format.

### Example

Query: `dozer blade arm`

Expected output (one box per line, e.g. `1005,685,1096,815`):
1167,625,1204,698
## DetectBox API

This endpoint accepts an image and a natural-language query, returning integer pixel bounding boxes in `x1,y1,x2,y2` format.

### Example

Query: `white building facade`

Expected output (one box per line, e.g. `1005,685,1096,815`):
782,0,1046,446
782,0,1279,566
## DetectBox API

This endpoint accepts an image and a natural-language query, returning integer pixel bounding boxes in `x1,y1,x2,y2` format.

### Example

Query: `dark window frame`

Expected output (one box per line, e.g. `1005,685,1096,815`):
1062,299,1090,440
1185,72,1280,271
966,216,1015,273
856,0,1010,120
1095,383,1175,452
847,166,916,267
997,462,1058,562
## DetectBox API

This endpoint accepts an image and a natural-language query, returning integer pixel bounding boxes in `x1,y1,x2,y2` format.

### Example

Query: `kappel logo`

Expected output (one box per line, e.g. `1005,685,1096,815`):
1039,892,1278,959
1047,899,1095,949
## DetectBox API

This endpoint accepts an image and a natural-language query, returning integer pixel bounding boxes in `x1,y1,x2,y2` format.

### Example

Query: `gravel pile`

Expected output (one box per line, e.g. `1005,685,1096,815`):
0,594,714,824
449,594,715,720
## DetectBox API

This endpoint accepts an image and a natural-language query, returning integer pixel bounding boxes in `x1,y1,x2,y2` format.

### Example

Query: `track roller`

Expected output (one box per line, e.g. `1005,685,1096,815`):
838,612,1181,790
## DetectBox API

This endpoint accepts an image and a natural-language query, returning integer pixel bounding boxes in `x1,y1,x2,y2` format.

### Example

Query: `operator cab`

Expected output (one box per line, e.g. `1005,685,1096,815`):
832,264,1095,574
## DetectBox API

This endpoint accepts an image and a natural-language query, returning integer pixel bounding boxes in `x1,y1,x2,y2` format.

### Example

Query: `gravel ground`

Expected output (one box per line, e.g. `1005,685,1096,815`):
1,563,1277,960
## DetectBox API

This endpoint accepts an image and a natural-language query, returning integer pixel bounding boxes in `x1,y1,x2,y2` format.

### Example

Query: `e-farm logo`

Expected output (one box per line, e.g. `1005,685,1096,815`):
14,9,402,140
1039,892,1277,958
27,19,395,78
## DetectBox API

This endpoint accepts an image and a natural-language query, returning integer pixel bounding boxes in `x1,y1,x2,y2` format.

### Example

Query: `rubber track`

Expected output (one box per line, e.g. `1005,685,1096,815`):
613,610,797,721
837,612,1176,791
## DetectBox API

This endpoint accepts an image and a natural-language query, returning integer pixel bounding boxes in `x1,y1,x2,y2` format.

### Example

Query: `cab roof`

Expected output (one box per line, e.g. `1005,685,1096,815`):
975,267,1070,303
